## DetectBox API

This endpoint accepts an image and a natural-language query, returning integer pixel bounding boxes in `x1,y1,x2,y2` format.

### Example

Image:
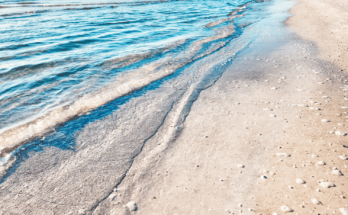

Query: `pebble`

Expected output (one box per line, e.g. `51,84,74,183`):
322,96,330,99
270,114,276,117
280,206,293,212
296,179,306,184
319,181,335,188
340,208,348,215
321,119,330,122
309,107,320,110
271,87,277,90
341,107,348,109
311,198,321,205
273,213,279,215
237,164,245,168
126,202,137,211
276,153,291,157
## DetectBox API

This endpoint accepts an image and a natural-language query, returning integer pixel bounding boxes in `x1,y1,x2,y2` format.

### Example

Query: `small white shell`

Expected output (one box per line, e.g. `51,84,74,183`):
316,161,325,165
321,119,330,122
335,131,347,136
237,164,244,168
296,179,305,184
340,208,348,215
78,209,86,215
332,169,343,176
280,206,293,212
276,153,290,157
126,202,137,211
109,193,117,201
319,182,335,188
311,198,321,205
340,155,348,160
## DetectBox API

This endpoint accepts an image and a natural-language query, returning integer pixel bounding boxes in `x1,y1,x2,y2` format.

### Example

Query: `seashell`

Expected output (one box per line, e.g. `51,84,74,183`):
78,209,86,215
335,131,347,136
126,202,137,211
109,193,117,201
332,169,343,176
321,119,330,122
280,206,293,212
296,179,305,184
340,208,348,215
319,182,335,188
316,161,325,165
276,153,290,157
311,198,321,205
237,164,244,168
271,87,277,90
340,155,348,160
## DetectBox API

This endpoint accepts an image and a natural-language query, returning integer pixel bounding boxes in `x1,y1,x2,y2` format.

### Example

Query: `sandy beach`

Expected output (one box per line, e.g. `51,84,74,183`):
1,0,348,214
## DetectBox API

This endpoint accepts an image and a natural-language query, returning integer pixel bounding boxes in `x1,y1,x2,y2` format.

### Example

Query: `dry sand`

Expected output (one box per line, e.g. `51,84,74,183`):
93,0,348,215
287,0,348,71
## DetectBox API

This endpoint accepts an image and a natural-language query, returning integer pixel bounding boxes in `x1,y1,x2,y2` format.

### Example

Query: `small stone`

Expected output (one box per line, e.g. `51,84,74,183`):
321,119,330,122
273,213,279,215
126,202,137,211
341,107,348,109
316,189,320,192
270,114,276,117
237,164,245,168
311,154,317,158
261,175,267,179
296,179,305,184
311,198,321,205
271,87,277,90
280,205,293,212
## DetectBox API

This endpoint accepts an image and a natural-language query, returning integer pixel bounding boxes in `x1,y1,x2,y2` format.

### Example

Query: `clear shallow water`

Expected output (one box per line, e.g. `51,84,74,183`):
0,0,262,151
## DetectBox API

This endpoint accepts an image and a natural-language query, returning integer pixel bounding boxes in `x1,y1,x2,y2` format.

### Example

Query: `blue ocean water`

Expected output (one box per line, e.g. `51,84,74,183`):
0,0,262,150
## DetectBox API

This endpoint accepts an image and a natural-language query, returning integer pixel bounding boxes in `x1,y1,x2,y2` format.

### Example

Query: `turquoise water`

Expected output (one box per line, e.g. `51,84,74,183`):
0,0,264,150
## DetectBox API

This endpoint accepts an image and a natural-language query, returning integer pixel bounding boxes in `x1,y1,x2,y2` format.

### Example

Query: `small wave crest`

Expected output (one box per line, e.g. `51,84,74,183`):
0,24,236,157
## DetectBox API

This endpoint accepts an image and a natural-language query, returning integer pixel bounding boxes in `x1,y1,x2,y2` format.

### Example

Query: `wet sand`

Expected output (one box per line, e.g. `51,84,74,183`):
96,1,348,215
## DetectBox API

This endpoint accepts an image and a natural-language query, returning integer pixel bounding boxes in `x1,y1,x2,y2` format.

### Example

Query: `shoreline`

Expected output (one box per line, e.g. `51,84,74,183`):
1,0,348,214
98,0,348,214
